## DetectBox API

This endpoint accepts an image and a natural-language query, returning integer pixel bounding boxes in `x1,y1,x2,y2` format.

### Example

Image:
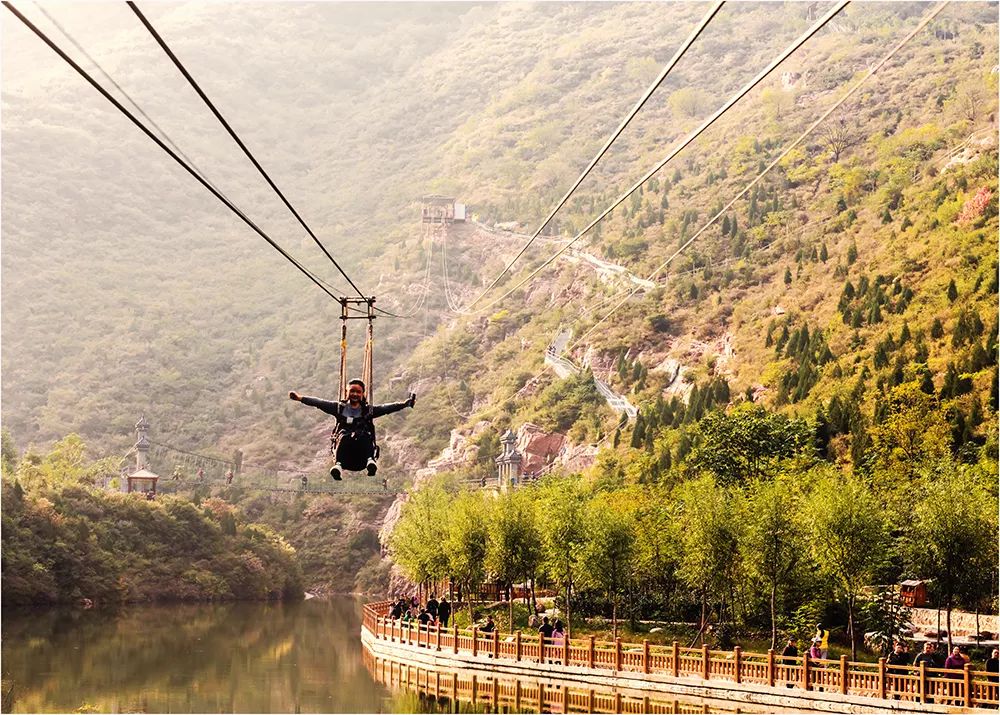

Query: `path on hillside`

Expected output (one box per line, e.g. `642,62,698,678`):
546,328,638,420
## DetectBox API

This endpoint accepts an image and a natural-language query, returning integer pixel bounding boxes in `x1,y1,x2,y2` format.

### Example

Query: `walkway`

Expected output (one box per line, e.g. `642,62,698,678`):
361,601,996,713
545,329,638,420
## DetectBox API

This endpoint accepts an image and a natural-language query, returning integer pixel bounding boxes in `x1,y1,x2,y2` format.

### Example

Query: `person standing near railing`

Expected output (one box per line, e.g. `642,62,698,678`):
781,637,798,689
814,624,830,660
986,648,999,706
438,597,451,628
913,642,938,703
886,642,909,700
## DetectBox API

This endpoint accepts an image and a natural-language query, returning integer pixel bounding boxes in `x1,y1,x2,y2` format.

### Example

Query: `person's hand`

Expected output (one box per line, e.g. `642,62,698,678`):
407,392,417,408
289,391,301,401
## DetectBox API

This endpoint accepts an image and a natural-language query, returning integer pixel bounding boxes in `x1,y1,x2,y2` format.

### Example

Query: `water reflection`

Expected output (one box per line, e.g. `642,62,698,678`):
364,652,799,714
2,598,414,713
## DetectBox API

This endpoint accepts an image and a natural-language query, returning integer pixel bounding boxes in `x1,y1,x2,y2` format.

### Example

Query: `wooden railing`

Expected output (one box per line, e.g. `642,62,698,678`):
362,601,998,710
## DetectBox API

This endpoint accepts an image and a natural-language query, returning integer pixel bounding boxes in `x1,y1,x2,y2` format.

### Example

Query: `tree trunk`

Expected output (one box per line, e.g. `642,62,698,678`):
509,584,514,632
849,595,857,661
946,598,953,651
612,598,618,641
530,575,537,617
566,581,572,639
770,582,778,650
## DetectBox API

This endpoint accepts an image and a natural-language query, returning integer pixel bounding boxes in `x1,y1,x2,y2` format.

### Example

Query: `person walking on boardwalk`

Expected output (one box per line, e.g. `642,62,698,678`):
438,597,451,628
480,615,496,633
426,594,439,622
539,616,554,639
289,379,415,480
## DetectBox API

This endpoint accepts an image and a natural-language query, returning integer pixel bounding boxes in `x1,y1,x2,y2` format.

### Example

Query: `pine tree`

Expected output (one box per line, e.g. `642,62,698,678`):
931,317,945,340
730,216,738,236
919,366,935,394
947,279,958,303
721,215,731,234
630,413,646,448
784,267,793,285
899,322,911,345
820,242,829,262
847,241,858,265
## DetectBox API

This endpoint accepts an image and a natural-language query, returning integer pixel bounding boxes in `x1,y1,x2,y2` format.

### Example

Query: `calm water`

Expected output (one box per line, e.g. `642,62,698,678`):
1,597,436,714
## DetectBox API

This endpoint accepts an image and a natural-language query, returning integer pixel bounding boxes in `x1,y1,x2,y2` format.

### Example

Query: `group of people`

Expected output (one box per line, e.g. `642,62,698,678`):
389,594,452,629
780,624,1000,699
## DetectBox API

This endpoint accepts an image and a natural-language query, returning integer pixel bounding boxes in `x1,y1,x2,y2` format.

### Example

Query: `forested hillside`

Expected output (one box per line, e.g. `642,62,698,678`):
2,2,997,598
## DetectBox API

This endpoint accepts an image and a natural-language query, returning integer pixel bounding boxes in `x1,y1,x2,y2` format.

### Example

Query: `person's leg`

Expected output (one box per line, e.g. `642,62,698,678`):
366,442,380,476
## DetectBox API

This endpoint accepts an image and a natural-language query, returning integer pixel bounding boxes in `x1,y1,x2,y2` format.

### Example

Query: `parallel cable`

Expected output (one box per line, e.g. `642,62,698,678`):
3,1,349,303
566,0,948,356
465,0,726,308
448,0,849,317
32,2,220,190
127,1,371,304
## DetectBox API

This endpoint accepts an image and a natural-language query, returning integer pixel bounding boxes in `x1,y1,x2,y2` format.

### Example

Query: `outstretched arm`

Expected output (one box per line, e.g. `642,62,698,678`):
289,391,342,417
371,393,416,418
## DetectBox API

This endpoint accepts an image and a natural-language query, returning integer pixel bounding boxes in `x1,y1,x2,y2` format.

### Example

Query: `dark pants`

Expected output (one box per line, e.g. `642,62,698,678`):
334,431,378,471
440,613,450,628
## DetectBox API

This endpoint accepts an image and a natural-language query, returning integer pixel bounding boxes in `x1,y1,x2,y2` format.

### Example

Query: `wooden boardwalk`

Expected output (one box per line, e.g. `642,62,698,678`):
362,601,997,712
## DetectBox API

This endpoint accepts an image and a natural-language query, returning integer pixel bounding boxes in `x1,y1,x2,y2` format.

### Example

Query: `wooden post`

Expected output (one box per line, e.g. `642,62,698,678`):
493,629,500,659
964,662,973,708
436,623,442,651
767,649,775,687
614,691,622,712
877,657,886,700
539,631,545,663
435,672,441,700
453,623,459,654
564,633,570,665
840,655,849,695
615,638,623,672
471,674,477,705
453,672,459,700
734,646,742,684
588,689,596,712
493,677,499,710
643,640,651,674
538,682,545,710
673,641,681,677
919,661,926,703
563,685,570,712
514,680,521,710
471,626,478,657
589,635,596,669
515,630,522,661
802,652,811,691
702,643,710,680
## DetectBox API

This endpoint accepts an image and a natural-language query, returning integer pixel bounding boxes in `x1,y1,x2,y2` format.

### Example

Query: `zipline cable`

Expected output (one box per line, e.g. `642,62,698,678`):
465,0,726,309
30,3,362,303
3,1,353,304
565,0,948,357
447,0,849,317
127,1,374,307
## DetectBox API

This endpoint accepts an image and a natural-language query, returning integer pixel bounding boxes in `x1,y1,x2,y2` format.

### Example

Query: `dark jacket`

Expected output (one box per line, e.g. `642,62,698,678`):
887,651,909,667
300,395,410,437
781,644,799,663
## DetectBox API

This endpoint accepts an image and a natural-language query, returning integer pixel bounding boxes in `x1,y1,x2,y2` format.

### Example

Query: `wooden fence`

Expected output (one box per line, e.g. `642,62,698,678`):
363,601,998,710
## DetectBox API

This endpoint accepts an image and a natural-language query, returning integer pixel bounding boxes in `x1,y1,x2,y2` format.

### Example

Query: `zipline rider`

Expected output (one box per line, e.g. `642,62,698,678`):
289,379,415,480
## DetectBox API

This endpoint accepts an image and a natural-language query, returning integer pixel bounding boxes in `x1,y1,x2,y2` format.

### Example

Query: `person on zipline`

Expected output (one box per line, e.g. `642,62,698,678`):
289,379,415,480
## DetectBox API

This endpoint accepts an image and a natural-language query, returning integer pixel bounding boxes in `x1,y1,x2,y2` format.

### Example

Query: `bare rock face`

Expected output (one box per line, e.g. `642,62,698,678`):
516,422,566,475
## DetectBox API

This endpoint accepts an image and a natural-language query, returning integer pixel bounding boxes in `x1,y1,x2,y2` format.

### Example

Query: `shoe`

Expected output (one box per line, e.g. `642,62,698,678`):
366,458,378,476
330,464,343,481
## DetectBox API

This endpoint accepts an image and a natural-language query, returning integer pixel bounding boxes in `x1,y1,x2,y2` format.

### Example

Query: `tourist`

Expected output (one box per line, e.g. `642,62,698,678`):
887,642,909,699
417,608,431,627
814,623,830,660
438,597,451,628
808,638,822,661
986,648,998,705
481,615,496,633
390,598,404,620
552,620,565,647
781,637,798,688
427,594,439,621
539,616,554,639
913,642,938,703
944,645,969,677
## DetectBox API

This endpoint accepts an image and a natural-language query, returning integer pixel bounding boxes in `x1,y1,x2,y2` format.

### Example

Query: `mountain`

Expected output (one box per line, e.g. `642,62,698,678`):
2,2,997,593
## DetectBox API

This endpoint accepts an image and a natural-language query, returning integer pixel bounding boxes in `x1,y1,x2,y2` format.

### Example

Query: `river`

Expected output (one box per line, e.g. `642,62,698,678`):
2,598,761,713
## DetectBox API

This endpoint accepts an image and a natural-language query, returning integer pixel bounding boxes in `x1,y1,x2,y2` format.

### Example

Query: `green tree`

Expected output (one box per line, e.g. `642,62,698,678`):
687,403,810,485
807,470,888,660
389,482,450,587
675,475,744,639
744,475,806,649
907,470,998,650
946,278,958,303
445,491,490,622
578,491,636,639
869,382,952,482
537,476,587,637
485,489,542,629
